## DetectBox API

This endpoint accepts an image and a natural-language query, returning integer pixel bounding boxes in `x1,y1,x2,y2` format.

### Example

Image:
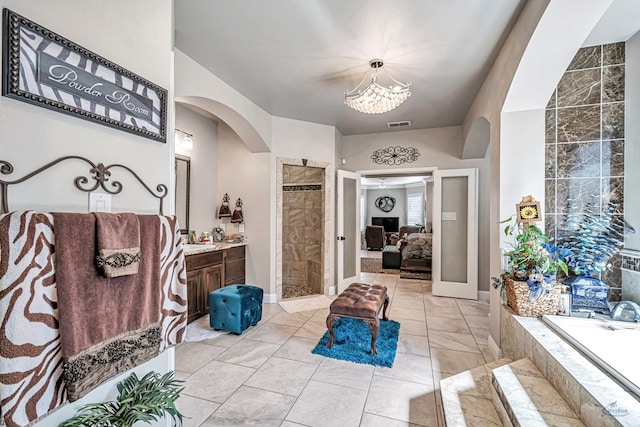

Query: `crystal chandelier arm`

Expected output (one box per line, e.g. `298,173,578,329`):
345,69,376,96
380,66,411,89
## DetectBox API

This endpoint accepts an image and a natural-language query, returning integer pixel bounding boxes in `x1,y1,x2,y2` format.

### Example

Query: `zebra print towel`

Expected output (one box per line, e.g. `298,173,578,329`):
0,212,187,427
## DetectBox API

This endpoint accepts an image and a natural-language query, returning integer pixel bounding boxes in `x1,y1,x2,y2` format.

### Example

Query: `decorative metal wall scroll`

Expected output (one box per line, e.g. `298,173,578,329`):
371,146,420,165
0,156,168,214
2,9,168,142
375,196,396,212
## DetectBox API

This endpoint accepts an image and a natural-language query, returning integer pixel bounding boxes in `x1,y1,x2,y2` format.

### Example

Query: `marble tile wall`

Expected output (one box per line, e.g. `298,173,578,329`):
282,165,325,293
545,42,626,298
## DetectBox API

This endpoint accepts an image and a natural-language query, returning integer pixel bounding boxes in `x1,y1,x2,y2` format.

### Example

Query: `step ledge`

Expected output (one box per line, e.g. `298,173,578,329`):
492,358,584,426
440,359,511,426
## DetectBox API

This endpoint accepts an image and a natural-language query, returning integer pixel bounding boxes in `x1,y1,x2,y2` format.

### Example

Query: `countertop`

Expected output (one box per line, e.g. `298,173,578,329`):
182,241,247,256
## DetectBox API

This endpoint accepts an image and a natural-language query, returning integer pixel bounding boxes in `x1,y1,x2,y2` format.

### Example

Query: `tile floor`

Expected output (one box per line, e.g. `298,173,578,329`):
175,272,493,426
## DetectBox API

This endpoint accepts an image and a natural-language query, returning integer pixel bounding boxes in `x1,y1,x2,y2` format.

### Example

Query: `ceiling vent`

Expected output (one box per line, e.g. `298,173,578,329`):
387,120,412,129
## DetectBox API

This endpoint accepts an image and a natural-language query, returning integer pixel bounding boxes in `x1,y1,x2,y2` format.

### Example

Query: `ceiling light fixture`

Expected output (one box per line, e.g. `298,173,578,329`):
175,128,193,151
345,59,411,114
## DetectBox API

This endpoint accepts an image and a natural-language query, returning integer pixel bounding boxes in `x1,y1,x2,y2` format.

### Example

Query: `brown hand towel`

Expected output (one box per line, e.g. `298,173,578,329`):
52,212,161,401
94,212,140,277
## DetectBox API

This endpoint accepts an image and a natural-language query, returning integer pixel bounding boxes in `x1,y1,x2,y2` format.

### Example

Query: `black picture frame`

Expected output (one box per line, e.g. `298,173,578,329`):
2,8,167,143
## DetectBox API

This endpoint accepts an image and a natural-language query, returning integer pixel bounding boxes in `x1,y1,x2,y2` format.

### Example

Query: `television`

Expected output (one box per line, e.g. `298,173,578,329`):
371,217,399,233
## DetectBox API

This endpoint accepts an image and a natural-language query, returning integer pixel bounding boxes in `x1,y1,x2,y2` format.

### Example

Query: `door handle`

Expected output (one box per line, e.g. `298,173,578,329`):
336,236,346,241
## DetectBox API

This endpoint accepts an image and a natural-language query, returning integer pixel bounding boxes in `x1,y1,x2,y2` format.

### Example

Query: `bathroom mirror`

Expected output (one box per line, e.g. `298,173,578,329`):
175,154,190,233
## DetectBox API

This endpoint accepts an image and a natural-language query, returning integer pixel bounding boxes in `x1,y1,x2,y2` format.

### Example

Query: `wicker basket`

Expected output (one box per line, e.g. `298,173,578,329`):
504,277,560,317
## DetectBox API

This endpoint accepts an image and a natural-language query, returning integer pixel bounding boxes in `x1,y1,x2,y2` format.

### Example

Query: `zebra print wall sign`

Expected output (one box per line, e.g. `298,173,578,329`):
2,9,168,142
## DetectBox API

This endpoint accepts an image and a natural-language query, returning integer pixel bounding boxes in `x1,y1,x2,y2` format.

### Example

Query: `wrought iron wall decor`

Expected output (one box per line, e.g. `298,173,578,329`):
375,196,396,212
2,9,168,142
0,156,167,214
218,193,232,218
231,198,244,223
371,146,420,165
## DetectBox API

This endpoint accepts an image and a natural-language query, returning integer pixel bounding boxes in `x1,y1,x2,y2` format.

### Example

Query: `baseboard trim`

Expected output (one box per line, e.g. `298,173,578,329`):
488,333,502,360
478,290,490,301
264,293,277,304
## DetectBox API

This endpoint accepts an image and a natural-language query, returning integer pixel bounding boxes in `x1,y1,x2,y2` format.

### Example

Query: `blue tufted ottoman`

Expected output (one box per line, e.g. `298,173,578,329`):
209,285,263,334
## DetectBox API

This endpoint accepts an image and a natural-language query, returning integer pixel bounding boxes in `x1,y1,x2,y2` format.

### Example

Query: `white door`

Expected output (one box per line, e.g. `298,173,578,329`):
432,168,478,299
336,170,361,294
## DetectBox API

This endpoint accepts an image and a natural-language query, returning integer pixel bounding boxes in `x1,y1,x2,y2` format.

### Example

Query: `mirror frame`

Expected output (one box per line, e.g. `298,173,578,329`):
175,154,191,234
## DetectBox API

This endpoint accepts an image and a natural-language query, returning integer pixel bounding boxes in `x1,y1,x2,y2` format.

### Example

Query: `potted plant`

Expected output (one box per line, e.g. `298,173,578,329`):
557,199,634,313
493,215,568,317
59,371,184,427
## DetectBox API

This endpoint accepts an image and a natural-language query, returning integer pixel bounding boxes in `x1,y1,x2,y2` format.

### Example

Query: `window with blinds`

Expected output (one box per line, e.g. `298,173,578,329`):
407,192,424,227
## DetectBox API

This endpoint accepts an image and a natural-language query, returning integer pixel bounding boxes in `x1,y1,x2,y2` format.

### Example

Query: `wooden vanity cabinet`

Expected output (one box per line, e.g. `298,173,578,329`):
224,246,246,286
185,246,246,323
185,251,223,323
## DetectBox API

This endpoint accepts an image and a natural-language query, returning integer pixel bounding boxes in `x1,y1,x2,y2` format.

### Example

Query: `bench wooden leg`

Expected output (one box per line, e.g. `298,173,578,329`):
326,314,339,349
364,318,380,354
382,294,389,321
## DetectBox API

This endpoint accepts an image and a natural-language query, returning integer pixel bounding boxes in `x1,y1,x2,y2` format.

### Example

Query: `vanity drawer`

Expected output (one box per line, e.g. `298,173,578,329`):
186,251,223,271
225,245,245,260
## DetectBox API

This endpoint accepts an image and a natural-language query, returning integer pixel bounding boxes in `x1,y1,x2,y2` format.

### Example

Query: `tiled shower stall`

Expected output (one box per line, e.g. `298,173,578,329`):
282,165,325,298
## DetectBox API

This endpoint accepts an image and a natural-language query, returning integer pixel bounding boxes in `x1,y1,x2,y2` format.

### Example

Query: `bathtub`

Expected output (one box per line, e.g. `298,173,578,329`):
542,314,640,399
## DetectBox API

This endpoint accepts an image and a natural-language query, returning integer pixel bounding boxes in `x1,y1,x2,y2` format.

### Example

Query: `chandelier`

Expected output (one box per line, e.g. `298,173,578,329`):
344,59,412,114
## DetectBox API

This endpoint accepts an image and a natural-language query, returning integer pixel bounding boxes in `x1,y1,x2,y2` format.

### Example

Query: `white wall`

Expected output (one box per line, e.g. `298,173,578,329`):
1,0,173,215
175,103,218,235
0,1,174,425
499,109,546,243
217,122,271,289
272,116,337,298
626,30,640,250
342,126,491,291
365,187,406,229
174,50,271,153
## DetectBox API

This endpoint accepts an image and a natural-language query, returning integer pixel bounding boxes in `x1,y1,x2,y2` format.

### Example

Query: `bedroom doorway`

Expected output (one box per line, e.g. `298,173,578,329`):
356,167,437,278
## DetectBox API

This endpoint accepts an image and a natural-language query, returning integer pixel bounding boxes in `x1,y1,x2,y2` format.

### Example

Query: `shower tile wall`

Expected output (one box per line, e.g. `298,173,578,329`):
545,42,626,298
282,165,324,294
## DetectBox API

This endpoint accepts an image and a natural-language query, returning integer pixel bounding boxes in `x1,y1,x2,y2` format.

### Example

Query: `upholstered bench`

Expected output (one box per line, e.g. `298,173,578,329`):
382,245,401,269
209,285,263,334
327,283,389,354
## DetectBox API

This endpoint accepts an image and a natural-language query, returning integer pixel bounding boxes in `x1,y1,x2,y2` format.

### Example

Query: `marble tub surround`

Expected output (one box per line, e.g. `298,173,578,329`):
501,308,640,426
174,273,493,426
545,42,626,297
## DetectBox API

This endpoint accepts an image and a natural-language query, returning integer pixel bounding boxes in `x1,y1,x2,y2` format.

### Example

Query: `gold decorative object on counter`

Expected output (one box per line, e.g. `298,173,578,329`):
231,198,243,223
218,193,232,218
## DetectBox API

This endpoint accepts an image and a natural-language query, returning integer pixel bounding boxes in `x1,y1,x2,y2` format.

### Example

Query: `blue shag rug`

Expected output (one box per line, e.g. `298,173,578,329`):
312,318,400,367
